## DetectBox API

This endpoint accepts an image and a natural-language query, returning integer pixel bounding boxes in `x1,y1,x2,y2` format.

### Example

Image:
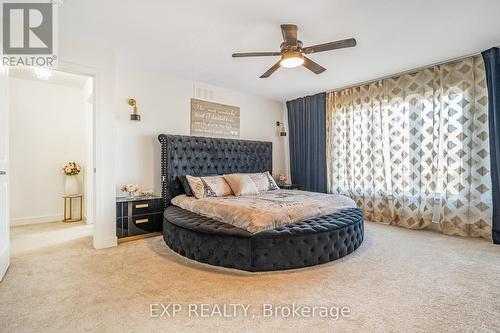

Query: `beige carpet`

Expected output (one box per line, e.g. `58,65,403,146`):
0,222,499,333
10,221,93,256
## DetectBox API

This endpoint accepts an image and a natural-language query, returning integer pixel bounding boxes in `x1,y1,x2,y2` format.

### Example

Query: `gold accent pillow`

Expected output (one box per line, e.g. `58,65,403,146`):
185,175,233,199
247,171,279,192
223,174,259,196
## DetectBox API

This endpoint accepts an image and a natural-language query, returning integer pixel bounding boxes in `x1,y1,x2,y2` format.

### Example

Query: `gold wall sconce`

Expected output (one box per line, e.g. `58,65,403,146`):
129,98,140,121
276,121,287,137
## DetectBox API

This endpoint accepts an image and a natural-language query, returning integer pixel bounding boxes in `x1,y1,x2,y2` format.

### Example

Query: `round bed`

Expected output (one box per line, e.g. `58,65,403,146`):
163,205,364,272
158,134,364,272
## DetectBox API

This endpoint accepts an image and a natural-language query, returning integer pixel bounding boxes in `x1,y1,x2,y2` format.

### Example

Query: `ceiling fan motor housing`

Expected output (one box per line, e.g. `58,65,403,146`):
231,24,357,77
280,41,303,53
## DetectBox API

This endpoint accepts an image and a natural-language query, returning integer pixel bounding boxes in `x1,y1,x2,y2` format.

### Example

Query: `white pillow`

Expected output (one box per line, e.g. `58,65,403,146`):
223,174,259,196
185,175,232,199
247,171,279,192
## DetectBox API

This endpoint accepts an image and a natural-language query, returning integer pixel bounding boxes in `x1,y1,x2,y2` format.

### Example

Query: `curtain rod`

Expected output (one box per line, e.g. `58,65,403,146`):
327,47,497,93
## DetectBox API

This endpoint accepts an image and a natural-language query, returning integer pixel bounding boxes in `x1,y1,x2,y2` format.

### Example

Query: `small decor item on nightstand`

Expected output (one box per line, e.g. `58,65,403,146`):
275,174,287,186
61,162,81,195
121,184,139,198
141,189,154,196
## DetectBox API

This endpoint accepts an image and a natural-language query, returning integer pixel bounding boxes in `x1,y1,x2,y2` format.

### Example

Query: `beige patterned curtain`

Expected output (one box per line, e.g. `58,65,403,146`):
327,55,492,239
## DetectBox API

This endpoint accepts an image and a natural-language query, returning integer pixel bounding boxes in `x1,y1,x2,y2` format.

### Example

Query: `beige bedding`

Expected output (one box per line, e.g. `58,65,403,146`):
171,190,357,234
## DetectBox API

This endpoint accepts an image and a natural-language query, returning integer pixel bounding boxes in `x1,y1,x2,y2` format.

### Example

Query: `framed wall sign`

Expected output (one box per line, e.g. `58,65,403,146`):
190,99,240,138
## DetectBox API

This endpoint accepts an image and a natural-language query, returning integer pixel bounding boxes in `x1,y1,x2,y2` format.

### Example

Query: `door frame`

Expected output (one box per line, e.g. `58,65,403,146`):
56,61,102,248
9,65,96,235
1,57,116,281
0,65,9,281
56,54,117,249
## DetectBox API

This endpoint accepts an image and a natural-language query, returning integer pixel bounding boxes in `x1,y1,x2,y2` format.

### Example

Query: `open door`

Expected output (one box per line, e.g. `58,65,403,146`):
0,65,9,281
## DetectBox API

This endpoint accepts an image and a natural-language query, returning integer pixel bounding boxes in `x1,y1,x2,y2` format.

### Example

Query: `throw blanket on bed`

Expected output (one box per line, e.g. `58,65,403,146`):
171,190,357,234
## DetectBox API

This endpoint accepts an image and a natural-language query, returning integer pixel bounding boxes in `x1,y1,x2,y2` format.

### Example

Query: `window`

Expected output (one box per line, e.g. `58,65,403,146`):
326,56,492,239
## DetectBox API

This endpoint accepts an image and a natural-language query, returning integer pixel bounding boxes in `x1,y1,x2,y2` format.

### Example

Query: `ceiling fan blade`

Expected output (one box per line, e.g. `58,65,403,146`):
281,24,298,45
232,52,281,57
303,57,326,74
302,38,357,54
260,61,281,78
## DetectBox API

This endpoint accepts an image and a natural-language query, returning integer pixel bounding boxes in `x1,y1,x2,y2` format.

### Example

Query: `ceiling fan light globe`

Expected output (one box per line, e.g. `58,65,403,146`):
280,52,304,68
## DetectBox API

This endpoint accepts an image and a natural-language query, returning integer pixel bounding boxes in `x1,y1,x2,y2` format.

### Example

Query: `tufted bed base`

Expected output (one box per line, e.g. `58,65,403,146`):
159,134,364,272
163,206,364,272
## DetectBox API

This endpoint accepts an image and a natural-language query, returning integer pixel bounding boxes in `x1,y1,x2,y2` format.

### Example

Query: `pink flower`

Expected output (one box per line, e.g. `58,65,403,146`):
277,174,287,182
121,184,139,193
61,162,82,175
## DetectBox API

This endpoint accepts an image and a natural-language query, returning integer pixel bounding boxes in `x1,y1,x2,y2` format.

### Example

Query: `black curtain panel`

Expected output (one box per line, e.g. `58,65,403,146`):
482,47,500,244
286,92,327,193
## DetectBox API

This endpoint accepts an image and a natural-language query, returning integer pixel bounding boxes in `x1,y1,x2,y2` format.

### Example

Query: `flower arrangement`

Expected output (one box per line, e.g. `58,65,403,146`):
61,162,81,176
121,184,139,197
276,174,287,185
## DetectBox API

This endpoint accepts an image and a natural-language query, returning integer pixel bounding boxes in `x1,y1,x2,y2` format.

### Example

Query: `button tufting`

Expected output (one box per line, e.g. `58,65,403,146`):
159,135,363,271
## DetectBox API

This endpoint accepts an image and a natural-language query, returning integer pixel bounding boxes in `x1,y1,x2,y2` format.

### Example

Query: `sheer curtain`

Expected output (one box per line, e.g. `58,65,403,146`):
327,55,492,239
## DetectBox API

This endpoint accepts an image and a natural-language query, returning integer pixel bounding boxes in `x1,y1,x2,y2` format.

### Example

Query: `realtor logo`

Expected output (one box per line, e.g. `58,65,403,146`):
1,0,58,67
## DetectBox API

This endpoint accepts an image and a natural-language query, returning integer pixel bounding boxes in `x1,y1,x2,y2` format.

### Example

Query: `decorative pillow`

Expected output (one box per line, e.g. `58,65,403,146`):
179,176,193,196
247,171,279,192
223,174,259,196
186,175,233,199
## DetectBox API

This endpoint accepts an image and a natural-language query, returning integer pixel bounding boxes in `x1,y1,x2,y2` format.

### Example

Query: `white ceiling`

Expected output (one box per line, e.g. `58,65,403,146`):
60,0,500,101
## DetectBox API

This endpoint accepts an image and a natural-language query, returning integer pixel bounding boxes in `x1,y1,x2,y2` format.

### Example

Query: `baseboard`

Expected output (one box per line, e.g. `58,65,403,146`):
118,232,161,244
93,235,117,249
11,214,64,226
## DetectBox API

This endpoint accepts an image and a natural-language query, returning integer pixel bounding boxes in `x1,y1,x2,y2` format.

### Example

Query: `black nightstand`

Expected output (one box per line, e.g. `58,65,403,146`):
116,195,163,240
278,184,300,190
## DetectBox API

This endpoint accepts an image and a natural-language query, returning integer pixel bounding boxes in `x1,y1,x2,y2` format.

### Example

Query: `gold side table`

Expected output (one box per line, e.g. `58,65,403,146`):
63,194,83,222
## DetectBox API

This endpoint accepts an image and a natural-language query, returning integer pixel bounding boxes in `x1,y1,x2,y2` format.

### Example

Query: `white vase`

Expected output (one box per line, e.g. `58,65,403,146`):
64,176,80,195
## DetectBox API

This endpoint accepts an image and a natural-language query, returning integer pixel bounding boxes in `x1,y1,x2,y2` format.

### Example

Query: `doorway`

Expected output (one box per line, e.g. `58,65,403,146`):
8,68,95,255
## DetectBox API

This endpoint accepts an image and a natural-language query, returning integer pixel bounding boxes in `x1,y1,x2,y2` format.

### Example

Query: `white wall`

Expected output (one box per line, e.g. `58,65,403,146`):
115,65,287,196
9,77,87,226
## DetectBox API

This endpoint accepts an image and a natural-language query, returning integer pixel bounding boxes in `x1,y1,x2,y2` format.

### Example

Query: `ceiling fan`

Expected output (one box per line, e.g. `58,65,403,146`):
232,24,357,78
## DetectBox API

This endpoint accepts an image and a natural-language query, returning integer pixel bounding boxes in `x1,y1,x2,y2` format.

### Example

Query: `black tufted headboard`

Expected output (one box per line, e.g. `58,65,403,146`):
158,134,273,207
